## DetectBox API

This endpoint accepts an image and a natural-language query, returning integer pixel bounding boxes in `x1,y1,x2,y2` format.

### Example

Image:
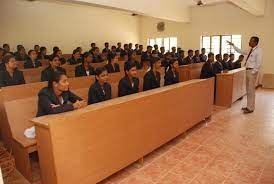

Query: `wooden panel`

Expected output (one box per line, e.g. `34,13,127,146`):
215,68,246,107
32,78,214,184
262,73,274,89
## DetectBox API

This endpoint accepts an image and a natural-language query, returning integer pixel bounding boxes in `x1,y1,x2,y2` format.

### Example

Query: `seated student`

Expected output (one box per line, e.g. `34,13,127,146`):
53,46,60,55
171,47,177,58
128,43,133,54
134,44,139,52
89,43,96,52
176,47,182,58
41,55,66,82
153,44,159,53
75,52,95,77
3,44,11,55
0,55,25,87
200,52,215,79
91,47,103,63
118,61,139,97
0,48,5,71
36,71,87,117
14,45,23,58
178,50,186,65
136,45,144,55
24,50,42,69
221,53,229,70
193,50,201,63
88,67,111,105
199,48,207,62
76,47,83,59
126,51,142,70
141,46,152,61
143,57,162,91
38,47,50,60
15,47,28,61
105,54,120,73
102,42,110,54
34,45,40,53
164,59,179,86
158,47,165,58
116,42,123,53
227,54,235,70
68,49,82,65
213,54,224,74
151,50,159,58
184,50,194,64
233,55,244,69
120,44,129,58
162,52,172,70
54,49,66,65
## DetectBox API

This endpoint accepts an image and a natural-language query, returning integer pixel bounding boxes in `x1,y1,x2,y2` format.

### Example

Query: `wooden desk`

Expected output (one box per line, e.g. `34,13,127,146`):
215,68,246,107
31,78,214,184
178,63,204,82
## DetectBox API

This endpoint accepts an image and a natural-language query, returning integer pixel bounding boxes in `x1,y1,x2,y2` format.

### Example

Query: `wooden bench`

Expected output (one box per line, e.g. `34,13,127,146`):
215,68,246,107
31,78,214,184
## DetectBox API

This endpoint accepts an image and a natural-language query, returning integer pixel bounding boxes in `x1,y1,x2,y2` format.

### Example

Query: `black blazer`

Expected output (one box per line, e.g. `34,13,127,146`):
193,56,200,63
213,61,224,74
0,69,25,87
68,57,82,65
15,54,28,61
88,81,112,105
164,69,179,86
41,66,67,82
233,60,242,69
24,58,42,69
143,70,161,91
105,63,120,73
92,55,103,63
37,54,50,61
118,76,139,97
200,61,215,79
0,62,6,71
60,57,67,65
124,60,142,71
184,56,193,65
36,87,82,117
75,64,95,77
227,60,234,70
221,60,229,70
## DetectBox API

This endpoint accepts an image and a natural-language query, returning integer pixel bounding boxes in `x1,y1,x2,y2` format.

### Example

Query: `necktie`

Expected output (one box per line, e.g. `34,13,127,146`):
245,48,253,66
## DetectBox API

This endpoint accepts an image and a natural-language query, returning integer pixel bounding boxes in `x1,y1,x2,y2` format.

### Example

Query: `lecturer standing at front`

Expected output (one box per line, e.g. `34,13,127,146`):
228,36,262,114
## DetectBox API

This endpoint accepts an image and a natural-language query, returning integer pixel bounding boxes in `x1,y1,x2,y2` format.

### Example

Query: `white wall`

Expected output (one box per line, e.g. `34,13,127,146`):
140,0,274,74
0,0,140,53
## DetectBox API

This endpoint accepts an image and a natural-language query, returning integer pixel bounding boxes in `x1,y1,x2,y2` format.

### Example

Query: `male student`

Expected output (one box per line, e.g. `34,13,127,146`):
200,52,215,79
233,55,244,69
154,44,159,53
3,44,11,55
116,42,123,53
171,47,177,58
102,42,110,53
213,54,224,74
184,50,194,64
34,45,40,53
134,44,139,52
158,47,165,58
0,55,25,87
24,50,42,69
141,46,152,61
227,54,235,70
136,45,144,55
199,48,207,62
221,53,229,70
15,46,28,61
193,50,201,63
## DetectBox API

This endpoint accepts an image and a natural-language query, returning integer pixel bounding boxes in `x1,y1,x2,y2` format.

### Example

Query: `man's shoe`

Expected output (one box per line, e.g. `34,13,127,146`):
243,109,254,114
241,107,248,111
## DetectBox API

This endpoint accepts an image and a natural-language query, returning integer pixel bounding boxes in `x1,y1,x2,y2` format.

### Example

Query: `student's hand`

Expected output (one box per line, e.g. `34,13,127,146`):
73,101,82,109
227,41,234,46
50,104,60,108
79,100,87,108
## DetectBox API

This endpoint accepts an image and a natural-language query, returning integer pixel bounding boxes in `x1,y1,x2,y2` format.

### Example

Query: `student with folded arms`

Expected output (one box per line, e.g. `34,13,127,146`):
164,59,179,86
105,54,120,73
88,67,112,104
143,57,162,91
0,55,25,87
118,61,139,97
41,55,66,82
75,52,95,77
37,71,86,117
24,50,42,69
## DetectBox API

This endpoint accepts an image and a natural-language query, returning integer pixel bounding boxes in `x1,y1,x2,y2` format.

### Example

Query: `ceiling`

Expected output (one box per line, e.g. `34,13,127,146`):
67,0,266,22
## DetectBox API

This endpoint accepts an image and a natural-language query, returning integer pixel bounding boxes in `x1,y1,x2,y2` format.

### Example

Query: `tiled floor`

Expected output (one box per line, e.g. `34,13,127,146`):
5,88,274,184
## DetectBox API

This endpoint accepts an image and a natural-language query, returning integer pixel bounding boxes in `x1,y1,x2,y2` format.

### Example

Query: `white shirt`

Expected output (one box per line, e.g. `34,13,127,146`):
233,45,263,73
86,71,90,76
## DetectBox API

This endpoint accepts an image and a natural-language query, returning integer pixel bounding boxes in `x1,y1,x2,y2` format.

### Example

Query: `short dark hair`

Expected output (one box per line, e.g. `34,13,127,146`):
105,42,109,46
208,52,214,58
216,54,222,59
95,67,107,77
201,48,206,51
3,54,15,64
251,36,259,45
49,54,60,62
40,47,46,52
229,53,235,57
28,49,36,55
53,46,59,52
3,44,9,48
223,53,229,57
124,60,137,72
150,57,161,69
188,49,193,54
73,49,80,55
83,51,92,59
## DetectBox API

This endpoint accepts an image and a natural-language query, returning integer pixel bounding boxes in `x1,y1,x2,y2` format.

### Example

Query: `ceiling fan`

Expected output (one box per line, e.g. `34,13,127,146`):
194,0,207,6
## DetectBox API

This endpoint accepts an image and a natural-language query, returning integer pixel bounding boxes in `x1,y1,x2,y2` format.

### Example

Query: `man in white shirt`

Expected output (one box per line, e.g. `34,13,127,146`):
228,36,262,113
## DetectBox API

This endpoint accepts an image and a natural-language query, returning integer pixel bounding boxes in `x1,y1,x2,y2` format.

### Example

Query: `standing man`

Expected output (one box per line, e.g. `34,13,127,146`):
228,36,262,114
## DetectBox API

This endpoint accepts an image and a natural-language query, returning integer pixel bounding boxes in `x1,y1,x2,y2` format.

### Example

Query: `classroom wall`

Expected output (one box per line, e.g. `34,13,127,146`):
0,0,140,54
140,0,274,74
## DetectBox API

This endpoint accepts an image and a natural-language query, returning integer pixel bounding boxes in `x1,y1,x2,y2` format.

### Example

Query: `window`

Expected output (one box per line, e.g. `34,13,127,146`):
147,37,177,52
201,35,242,58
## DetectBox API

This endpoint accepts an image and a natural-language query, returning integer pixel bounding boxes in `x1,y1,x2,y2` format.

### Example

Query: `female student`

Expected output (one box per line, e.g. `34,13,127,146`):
105,54,120,73
54,49,66,65
68,49,82,65
41,55,66,82
0,55,25,87
88,67,112,105
36,71,87,117
75,52,95,77
118,61,139,97
24,50,42,69
164,59,179,86
143,57,162,91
